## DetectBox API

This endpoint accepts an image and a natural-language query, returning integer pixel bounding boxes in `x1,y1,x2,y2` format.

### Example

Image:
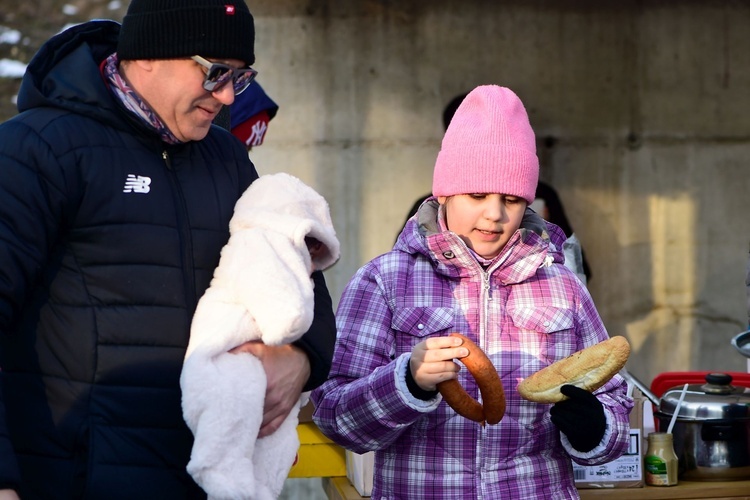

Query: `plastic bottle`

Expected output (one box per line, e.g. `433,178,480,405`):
644,432,678,486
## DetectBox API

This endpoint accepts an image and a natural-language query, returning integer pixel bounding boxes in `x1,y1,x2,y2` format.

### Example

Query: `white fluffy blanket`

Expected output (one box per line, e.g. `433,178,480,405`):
180,173,340,500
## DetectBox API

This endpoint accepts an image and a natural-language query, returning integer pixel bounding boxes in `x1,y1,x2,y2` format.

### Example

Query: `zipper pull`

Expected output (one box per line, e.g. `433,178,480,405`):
162,150,173,170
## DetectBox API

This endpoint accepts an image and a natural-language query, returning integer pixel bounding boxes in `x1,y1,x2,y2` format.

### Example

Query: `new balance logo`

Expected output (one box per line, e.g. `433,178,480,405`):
123,174,151,193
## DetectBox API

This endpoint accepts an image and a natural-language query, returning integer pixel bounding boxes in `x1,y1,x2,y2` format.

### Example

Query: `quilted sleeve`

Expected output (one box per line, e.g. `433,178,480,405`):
0,116,72,488
293,271,336,392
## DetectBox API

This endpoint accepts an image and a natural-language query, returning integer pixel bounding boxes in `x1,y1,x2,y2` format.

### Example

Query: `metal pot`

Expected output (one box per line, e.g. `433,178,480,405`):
732,329,750,357
620,369,750,481
653,373,750,481
732,329,750,372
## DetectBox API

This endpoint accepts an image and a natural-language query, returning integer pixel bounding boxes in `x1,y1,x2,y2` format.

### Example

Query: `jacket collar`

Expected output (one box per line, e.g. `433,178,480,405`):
396,198,566,284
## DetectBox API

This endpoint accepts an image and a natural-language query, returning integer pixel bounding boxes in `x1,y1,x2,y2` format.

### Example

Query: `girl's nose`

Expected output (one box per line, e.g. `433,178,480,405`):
484,196,504,221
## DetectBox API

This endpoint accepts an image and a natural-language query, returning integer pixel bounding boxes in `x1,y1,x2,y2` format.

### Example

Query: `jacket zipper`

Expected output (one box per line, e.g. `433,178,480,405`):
477,266,492,486
162,150,198,315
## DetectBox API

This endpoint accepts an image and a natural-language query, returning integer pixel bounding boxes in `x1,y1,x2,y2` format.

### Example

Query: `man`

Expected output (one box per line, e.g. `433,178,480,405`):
0,1,335,498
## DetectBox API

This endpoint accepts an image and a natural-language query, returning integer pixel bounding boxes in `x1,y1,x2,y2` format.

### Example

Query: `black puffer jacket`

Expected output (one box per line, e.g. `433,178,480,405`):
0,20,335,499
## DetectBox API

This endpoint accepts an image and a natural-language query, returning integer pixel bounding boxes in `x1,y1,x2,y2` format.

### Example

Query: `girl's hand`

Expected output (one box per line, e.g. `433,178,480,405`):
409,336,469,391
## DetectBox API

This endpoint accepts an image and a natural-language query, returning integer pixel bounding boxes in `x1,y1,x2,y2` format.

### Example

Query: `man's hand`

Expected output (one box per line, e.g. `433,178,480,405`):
409,336,467,391
0,489,20,500
229,341,310,437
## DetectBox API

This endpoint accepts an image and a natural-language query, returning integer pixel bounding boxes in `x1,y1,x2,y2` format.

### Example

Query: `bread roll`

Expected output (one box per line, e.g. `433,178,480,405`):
517,336,631,403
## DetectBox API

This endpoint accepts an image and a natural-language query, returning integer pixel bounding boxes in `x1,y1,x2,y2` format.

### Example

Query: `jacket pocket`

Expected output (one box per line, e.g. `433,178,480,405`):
509,306,574,334
391,307,455,338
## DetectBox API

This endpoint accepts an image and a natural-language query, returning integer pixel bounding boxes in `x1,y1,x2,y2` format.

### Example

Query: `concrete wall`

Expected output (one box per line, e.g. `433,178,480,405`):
1,0,749,406
244,0,750,383
1,0,749,497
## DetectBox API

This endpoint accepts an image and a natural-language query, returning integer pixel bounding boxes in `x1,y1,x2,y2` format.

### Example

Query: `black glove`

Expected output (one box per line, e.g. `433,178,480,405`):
549,385,606,452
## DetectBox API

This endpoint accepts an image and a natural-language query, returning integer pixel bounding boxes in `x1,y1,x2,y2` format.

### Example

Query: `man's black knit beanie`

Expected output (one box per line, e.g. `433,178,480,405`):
117,0,255,65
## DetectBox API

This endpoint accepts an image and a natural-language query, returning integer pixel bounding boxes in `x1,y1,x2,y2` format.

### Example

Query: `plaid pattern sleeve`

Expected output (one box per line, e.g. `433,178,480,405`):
564,284,634,464
311,255,440,454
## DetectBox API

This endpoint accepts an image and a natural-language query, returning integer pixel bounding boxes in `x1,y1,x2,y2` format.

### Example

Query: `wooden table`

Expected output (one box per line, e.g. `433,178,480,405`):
324,476,750,500
578,479,750,500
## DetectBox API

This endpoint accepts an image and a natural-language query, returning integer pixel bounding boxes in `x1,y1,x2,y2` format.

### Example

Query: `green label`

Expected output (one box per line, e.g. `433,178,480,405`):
645,455,667,474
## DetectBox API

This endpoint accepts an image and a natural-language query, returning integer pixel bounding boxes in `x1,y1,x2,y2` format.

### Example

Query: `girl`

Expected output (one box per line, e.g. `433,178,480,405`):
312,85,632,499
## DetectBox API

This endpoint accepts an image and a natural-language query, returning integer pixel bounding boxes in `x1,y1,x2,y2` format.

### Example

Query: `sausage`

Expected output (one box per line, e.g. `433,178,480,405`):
436,333,506,425
517,335,631,403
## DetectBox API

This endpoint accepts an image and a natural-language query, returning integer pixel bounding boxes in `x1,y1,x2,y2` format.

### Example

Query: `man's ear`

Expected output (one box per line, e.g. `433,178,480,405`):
132,59,156,72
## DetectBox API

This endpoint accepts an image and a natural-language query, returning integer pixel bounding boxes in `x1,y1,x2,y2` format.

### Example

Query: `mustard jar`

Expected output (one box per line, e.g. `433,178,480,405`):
644,432,678,486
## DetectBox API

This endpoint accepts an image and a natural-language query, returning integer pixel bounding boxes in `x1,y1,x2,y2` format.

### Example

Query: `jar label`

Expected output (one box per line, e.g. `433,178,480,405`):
645,455,676,486
645,455,667,475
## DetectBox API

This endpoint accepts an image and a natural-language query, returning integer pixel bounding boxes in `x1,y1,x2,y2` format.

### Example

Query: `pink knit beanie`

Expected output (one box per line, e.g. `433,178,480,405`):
432,85,539,204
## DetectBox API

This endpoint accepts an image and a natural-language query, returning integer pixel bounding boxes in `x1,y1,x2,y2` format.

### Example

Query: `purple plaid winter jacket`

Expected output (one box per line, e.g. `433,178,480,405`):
312,200,633,499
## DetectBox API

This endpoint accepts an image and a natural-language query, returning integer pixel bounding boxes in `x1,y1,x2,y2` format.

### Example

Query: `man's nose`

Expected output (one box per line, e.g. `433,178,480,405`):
213,84,236,106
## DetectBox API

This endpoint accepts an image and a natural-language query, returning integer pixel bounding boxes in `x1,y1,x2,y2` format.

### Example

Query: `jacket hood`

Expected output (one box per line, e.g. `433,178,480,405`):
17,20,128,130
394,198,568,283
230,172,340,272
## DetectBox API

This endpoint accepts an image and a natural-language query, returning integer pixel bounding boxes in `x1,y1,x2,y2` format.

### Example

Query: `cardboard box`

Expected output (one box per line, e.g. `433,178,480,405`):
288,422,347,478
572,387,645,489
346,450,374,497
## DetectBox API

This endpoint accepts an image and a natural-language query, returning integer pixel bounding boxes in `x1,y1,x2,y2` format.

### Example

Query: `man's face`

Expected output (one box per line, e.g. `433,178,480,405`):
438,193,527,260
139,58,242,142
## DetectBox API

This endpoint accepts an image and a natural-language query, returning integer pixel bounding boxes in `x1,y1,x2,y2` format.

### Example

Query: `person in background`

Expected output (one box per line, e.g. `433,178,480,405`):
313,85,632,499
230,80,279,150
400,92,467,229
211,80,278,150
0,1,335,498
532,181,593,283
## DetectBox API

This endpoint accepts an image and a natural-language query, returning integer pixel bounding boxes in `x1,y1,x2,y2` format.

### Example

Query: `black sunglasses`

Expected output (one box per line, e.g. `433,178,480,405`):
191,55,258,95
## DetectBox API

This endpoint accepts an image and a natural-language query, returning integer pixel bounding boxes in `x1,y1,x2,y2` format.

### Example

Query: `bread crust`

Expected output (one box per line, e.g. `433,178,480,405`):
437,333,506,425
517,336,631,403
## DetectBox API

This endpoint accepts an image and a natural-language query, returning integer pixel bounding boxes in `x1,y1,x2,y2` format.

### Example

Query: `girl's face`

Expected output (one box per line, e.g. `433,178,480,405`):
438,193,527,260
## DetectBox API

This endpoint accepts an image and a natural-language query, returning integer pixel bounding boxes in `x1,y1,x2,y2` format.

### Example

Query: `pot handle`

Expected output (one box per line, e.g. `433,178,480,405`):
701,422,741,441
620,368,661,406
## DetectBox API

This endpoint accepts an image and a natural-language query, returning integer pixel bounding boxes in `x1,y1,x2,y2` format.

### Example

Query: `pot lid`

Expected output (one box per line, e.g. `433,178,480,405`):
659,373,750,420
732,329,750,358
